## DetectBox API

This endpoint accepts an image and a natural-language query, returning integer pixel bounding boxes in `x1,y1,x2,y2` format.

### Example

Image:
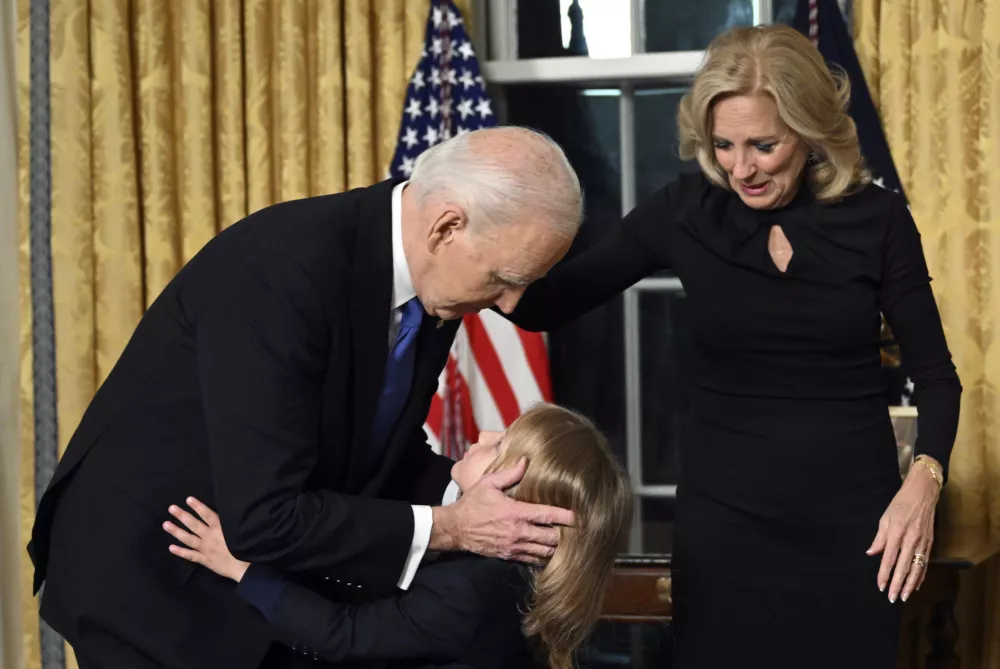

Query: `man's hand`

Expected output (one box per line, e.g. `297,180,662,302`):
430,457,575,564
163,497,250,583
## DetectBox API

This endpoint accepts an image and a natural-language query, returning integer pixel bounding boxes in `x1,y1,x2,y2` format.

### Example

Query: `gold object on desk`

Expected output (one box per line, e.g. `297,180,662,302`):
655,576,672,605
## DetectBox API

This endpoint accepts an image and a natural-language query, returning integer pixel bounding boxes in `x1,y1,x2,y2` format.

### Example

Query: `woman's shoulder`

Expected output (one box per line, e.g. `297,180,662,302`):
625,169,715,231
826,179,906,217
801,181,915,259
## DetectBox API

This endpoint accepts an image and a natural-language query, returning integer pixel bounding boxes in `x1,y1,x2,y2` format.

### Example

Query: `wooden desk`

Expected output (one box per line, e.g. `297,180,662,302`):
601,554,973,668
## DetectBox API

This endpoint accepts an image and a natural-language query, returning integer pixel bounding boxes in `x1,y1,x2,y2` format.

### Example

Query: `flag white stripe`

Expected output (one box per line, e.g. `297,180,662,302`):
466,353,506,432
478,311,546,411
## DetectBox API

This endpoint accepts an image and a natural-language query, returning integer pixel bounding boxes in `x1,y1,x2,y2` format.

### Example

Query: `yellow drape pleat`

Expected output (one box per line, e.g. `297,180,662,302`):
18,2,448,667
855,0,1000,664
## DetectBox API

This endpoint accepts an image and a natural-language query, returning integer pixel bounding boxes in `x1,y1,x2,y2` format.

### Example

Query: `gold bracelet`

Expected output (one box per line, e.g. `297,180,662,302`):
913,455,943,489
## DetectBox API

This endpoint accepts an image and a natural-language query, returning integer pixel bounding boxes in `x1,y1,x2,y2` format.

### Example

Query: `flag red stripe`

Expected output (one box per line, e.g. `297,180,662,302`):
454,367,481,442
515,329,553,402
426,393,443,438
464,314,521,426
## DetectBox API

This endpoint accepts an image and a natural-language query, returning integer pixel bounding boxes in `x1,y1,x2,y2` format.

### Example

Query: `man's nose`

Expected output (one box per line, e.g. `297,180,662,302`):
495,286,527,314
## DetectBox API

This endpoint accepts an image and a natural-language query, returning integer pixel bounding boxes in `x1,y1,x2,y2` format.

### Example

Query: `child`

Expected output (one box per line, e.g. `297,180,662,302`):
163,404,633,669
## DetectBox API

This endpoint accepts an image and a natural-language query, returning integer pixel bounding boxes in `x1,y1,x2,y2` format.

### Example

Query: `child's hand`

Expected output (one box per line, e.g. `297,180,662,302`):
163,497,250,583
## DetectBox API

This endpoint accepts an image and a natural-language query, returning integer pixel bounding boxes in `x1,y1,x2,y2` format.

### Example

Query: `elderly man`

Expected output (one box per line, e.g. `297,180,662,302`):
28,127,582,669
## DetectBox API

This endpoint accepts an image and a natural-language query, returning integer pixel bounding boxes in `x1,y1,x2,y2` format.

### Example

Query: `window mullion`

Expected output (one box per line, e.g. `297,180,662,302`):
753,0,775,25
630,0,645,55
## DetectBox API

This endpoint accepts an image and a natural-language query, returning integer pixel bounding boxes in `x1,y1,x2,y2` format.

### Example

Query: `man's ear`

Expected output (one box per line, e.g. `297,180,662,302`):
426,205,469,254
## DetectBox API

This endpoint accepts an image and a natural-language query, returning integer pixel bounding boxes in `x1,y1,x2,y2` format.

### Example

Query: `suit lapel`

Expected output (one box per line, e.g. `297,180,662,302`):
346,177,462,493
360,315,462,495
347,180,397,482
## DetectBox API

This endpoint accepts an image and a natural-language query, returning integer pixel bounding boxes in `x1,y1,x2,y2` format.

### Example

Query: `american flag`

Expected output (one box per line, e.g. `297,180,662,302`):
389,0,554,459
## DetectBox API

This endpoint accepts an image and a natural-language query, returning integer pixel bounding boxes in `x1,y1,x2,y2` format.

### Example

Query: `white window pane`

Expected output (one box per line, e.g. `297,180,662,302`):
515,0,632,59
644,0,753,51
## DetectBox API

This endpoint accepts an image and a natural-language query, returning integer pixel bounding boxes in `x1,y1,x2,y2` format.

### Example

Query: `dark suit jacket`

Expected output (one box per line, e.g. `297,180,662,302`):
240,554,545,669
29,179,460,669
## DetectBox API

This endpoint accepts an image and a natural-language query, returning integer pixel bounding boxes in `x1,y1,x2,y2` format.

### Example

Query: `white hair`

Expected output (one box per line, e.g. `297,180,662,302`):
408,127,583,238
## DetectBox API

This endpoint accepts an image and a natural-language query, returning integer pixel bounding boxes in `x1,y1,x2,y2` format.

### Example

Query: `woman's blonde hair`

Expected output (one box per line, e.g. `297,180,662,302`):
483,403,633,669
677,24,868,202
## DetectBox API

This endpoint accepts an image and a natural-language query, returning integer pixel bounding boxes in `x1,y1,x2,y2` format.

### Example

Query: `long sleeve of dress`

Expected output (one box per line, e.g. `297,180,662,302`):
878,195,962,481
507,183,676,332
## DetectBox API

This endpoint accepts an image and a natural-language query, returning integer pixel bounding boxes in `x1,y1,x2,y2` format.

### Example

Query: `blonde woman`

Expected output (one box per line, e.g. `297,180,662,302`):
163,404,632,669
509,24,961,668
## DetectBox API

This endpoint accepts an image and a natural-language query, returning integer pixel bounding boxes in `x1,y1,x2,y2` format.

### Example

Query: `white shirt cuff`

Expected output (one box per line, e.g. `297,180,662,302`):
441,480,461,506
398,505,432,590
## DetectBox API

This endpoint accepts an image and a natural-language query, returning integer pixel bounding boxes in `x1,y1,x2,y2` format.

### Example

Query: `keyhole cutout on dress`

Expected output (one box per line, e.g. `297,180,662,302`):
768,224,794,273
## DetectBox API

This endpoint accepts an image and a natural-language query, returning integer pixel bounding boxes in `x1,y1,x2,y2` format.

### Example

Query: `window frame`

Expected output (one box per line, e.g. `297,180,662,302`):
475,0,776,552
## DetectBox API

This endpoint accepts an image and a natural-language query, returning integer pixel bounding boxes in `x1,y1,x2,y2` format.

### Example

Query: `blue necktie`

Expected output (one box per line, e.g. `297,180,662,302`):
370,297,424,451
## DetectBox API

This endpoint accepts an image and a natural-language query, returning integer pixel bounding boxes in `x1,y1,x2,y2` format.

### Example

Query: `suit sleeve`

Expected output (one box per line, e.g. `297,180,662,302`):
196,248,413,589
878,195,962,481
237,561,513,663
506,182,676,332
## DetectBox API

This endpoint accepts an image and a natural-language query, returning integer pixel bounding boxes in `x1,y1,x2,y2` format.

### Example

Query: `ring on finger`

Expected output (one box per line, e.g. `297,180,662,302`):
911,553,927,567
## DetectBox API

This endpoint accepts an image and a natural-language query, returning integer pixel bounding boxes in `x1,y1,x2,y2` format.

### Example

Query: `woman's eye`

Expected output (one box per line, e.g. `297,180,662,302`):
713,141,731,150
756,143,776,153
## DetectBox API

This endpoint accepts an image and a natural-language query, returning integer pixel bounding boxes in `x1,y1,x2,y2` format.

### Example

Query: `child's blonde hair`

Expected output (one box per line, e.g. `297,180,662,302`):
484,403,633,669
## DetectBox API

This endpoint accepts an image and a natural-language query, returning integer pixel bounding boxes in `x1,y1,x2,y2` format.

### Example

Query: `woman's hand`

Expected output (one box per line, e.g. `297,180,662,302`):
867,458,942,603
163,497,250,583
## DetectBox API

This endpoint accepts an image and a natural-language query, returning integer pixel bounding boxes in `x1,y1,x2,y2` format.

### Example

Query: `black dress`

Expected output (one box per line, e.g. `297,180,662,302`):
510,172,961,668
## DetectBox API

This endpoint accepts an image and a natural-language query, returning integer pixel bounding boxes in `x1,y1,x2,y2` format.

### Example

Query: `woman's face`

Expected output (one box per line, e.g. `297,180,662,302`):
711,93,809,210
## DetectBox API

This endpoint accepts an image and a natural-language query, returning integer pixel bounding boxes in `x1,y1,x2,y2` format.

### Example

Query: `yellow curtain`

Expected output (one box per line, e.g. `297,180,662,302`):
17,1,473,667
854,0,1000,665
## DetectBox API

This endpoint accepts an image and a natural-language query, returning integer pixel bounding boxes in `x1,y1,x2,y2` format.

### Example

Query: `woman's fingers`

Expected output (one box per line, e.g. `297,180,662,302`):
888,533,921,603
876,523,902,593
168,543,203,565
163,520,201,550
168,504,209,537
900,543,930,602
867,517,889,556
186,497,220,528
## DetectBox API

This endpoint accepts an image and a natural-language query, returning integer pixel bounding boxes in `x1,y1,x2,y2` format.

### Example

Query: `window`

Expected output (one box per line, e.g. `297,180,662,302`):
476,0,779,562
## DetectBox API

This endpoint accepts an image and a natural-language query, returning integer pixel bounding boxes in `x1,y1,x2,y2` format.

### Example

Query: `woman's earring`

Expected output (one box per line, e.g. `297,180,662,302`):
807,151,822,165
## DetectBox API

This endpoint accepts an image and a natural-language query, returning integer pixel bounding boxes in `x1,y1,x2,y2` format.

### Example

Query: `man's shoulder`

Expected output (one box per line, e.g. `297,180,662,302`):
227,180,393,249
191,179,397,283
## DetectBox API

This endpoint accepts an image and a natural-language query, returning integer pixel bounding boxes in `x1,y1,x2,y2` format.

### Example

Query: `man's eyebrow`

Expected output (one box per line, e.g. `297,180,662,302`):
490,271,532,286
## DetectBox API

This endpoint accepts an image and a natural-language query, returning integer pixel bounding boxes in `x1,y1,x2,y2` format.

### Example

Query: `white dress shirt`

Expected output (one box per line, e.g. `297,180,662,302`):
391,182,461,590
